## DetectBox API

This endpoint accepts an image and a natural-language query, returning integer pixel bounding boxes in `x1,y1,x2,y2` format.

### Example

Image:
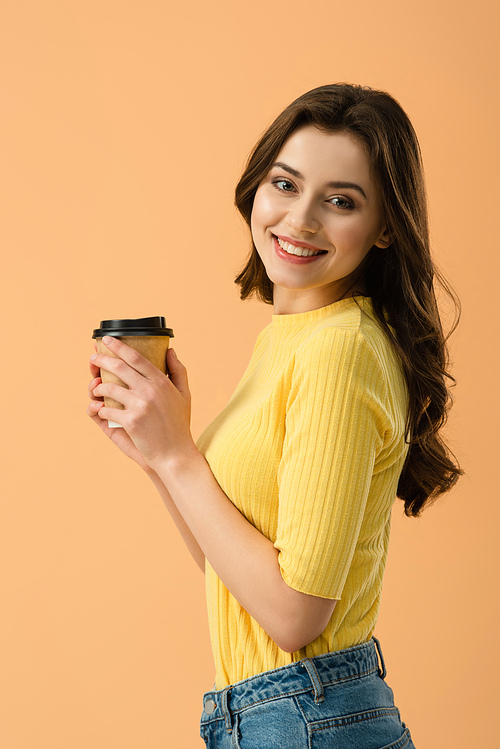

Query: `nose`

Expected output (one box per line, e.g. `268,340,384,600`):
286,195,320,234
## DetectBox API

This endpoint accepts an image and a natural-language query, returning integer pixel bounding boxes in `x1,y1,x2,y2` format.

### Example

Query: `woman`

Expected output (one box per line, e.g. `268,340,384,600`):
87,84,461,748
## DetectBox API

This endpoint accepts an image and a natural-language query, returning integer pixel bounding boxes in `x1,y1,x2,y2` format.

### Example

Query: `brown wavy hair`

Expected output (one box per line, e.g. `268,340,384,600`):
234,83,462,517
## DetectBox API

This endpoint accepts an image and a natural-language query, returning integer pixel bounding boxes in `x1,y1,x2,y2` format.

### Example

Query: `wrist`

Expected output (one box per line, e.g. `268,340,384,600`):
148,441,203,480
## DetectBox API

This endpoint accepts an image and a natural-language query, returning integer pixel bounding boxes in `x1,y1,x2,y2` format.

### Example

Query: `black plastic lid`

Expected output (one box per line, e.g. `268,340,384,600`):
92,316,174,338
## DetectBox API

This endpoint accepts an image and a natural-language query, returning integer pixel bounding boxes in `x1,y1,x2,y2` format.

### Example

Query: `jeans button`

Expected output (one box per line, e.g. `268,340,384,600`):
204,698,216,715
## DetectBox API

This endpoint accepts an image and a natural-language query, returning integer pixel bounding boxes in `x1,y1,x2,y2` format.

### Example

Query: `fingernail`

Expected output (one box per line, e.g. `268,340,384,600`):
90,354,97,361
103,336,113,345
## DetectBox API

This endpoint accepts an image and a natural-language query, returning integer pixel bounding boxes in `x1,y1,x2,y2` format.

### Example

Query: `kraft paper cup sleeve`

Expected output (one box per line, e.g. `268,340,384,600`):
95,335,170,428
121,335,170,373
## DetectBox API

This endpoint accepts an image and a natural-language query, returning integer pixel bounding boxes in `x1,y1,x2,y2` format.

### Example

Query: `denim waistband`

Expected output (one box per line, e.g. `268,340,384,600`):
201,637,387,730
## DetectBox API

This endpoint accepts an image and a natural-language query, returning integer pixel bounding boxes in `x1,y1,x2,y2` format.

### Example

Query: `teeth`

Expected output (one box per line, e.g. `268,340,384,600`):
277,237,322,257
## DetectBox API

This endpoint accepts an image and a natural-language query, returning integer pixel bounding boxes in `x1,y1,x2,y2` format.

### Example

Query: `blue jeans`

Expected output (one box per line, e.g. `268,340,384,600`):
200,638,415,748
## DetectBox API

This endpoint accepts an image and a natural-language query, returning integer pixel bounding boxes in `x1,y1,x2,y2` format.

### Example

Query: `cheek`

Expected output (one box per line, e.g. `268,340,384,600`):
251,189,278,238
333,216,380,253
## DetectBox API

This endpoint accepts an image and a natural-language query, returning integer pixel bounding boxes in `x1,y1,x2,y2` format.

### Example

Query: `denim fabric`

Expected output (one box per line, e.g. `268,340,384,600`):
200,638,415,748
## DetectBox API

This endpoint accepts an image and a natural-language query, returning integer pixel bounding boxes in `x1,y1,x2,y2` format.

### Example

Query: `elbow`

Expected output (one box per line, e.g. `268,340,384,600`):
276,638,307,655
271,620,326,654
274,631,318,654
261,560,337,653
269,587,337,654
272,631,295,654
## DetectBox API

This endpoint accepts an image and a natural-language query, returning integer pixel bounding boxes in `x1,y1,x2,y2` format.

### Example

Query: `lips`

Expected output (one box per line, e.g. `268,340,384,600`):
274,235,327,256
272,235,327,265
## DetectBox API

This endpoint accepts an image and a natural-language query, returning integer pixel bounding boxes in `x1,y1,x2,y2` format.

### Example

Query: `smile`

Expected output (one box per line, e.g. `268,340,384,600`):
276,237,325,257
272,235,328,266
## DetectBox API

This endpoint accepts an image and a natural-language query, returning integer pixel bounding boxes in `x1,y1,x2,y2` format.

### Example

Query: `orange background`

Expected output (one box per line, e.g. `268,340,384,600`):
1,1,498,747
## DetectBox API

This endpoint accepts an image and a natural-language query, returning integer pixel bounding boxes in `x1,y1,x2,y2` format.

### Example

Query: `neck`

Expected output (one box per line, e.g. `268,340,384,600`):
273,281,366,316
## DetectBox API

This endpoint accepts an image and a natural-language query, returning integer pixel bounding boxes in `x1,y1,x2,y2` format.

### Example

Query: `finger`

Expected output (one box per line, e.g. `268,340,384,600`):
99,336,158,379
166,348,190,399
90,341,100,375
90,350,144,390
87,401,116,436
87,399,105,418
89,357,101,378
92,381,130,407
88,376,103,401
97,403,125,427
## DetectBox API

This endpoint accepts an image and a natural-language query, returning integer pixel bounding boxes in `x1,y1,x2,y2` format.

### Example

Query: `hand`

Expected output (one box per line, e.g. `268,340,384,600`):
87,341,155,474
89,336,197,471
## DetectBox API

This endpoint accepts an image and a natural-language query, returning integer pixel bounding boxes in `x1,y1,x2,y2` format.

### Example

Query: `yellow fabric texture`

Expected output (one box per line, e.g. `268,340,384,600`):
196,297,409,689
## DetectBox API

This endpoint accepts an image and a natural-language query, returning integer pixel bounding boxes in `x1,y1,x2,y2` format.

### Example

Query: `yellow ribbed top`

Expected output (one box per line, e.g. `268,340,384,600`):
196,297,409,689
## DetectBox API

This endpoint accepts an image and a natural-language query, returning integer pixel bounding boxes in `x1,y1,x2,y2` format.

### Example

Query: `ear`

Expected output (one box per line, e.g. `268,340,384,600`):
374,226,392,249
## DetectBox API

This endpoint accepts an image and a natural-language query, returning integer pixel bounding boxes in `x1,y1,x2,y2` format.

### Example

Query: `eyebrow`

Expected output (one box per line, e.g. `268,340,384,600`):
270,162,368,200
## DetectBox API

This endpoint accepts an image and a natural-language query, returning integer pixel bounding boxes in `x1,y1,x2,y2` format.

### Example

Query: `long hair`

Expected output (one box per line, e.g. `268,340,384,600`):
234,83,462,517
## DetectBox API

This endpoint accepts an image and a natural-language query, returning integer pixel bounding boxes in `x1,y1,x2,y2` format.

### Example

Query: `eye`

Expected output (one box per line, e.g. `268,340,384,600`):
272,178,296,193
329,196,354,209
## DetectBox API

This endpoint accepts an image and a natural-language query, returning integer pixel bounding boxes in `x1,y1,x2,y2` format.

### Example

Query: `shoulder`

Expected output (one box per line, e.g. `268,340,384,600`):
247,322,272,362
290,299,407,413
296,299,392,371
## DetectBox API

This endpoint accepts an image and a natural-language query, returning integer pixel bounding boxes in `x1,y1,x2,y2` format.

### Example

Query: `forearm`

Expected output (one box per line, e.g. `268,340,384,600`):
146,469,205,573
89,335,333,648
152,447,333,652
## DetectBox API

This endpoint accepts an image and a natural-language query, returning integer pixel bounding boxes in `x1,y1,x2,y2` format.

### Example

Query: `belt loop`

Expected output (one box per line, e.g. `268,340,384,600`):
220,687,233,734
373,636,387,680
301,658,325,703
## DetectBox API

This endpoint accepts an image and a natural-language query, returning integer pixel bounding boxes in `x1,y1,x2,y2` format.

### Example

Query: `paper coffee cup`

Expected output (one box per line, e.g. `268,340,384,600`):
92,316,174,428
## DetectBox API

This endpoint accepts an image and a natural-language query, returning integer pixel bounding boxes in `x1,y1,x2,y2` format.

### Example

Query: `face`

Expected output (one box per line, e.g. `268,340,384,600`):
250,124,390,313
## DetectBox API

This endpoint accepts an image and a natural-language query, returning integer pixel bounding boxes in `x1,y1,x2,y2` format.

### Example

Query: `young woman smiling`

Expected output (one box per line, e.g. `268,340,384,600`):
87,84,461,748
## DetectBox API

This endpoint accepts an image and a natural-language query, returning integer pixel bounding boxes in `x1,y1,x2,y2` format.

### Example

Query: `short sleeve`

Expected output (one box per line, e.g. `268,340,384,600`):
274,328,390,600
